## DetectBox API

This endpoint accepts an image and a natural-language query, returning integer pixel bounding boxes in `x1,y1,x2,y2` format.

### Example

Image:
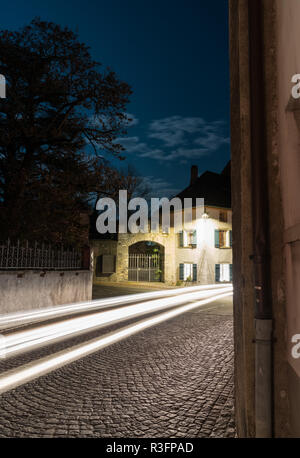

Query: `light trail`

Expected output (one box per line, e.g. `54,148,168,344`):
1,286,232,359
0,291,232,395
0,283,232,330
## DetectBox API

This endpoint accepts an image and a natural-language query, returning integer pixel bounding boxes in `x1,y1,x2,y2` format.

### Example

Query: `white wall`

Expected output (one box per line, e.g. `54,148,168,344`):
175,207,232,284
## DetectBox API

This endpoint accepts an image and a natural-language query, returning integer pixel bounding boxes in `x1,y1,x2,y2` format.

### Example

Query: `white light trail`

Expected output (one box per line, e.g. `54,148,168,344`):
0,283,232,330
0,291,232,394
1,286,232,359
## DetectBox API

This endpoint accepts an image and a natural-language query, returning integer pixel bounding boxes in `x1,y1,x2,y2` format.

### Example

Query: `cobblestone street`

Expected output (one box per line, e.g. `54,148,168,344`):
0,293,235,438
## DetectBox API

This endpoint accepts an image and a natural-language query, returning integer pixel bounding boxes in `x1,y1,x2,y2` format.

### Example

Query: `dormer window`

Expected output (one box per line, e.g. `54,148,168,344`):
219,211,228,223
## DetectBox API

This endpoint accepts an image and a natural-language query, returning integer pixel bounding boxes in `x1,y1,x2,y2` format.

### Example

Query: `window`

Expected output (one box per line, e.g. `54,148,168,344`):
179,230,197,248
219,211,228,223
215,264,232,282
96,254,116,275
179,263,197,281
215,230,232,248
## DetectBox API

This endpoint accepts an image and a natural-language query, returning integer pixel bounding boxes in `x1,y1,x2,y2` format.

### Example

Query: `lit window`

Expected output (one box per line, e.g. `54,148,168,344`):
183,231,189,247
220,264,230,282
179,263,197,281
215,230,232,248
179,230,197,248
215,263,232,282
184,263,193,281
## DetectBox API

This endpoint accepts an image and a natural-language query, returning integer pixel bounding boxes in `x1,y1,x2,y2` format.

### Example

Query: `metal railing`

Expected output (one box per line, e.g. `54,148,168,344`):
128,253,163,282
0,239,84,270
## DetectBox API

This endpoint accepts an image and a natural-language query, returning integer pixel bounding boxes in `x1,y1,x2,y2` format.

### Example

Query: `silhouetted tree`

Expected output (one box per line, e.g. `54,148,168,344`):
0,18,133,244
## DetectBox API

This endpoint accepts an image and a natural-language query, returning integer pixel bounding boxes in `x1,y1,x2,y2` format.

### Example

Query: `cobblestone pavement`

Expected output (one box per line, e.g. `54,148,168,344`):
0,298,235,438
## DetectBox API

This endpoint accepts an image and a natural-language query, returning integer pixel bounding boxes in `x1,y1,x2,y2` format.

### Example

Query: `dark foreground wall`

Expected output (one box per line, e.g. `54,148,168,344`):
229,0,298,438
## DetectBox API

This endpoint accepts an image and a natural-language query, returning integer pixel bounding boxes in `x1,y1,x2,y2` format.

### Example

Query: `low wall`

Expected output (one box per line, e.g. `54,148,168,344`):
0,270,93,314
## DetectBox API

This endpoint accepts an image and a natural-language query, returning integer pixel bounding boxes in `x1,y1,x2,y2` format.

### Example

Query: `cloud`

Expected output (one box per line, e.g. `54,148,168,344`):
148,128,185,147
116,136,164,157
117,115,229,162
116,136,142,152
194,132,229,150
148,115,229,152
88,113,139,130
141,176,180,198
148,116,206,147
140,146,211,161
122,113,139,127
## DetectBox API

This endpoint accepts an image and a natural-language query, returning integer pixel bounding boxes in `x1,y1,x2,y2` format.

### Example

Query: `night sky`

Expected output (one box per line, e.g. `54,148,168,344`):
2,0,230,197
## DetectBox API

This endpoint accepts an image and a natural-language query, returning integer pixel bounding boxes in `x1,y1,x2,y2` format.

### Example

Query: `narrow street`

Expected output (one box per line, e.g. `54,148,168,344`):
0,286,235,438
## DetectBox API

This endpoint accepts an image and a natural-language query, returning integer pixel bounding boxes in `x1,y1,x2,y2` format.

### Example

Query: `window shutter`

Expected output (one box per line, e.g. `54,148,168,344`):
102,255,116,273
179,231,184,247
179,263,184,280
192,230,197,247
215,230,220,248
230,230,233,247
96,255,102,276
215,264,220,282
230,264,233,282
193,264,197,282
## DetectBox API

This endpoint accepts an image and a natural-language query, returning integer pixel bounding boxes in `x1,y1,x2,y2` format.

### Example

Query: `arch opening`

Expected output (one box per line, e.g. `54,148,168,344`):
128,241,164,282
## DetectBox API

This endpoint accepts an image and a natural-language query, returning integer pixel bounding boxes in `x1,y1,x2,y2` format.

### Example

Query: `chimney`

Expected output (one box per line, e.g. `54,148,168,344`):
190,165,198,185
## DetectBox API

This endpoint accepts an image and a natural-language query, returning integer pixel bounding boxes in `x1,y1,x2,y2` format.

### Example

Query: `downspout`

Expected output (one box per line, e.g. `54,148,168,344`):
248,0,273,438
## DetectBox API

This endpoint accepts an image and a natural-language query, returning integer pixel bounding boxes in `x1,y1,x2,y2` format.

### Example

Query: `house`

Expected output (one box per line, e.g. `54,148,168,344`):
90,162,232,285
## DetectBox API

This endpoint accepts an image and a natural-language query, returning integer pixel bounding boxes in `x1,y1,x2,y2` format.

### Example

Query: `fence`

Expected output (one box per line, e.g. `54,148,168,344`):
128,253,163,282
0,240,89,271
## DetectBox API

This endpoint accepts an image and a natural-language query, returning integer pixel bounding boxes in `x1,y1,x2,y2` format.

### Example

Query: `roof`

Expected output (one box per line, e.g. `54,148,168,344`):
175,161,231,209
89,161,232,240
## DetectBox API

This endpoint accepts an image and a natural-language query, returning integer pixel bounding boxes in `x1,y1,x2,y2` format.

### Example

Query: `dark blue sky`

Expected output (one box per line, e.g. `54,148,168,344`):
2,0,230,197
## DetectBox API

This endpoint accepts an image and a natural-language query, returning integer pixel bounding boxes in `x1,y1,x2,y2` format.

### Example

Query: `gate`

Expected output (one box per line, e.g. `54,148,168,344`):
128,253,163,282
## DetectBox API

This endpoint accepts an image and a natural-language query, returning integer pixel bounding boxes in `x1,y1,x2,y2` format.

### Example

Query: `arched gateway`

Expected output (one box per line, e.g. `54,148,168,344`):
128,241,164,282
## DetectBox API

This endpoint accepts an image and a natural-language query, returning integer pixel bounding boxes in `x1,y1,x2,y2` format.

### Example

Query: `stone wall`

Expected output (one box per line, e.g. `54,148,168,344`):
0,270,93,314
91,240,118,283
116,232,175,284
